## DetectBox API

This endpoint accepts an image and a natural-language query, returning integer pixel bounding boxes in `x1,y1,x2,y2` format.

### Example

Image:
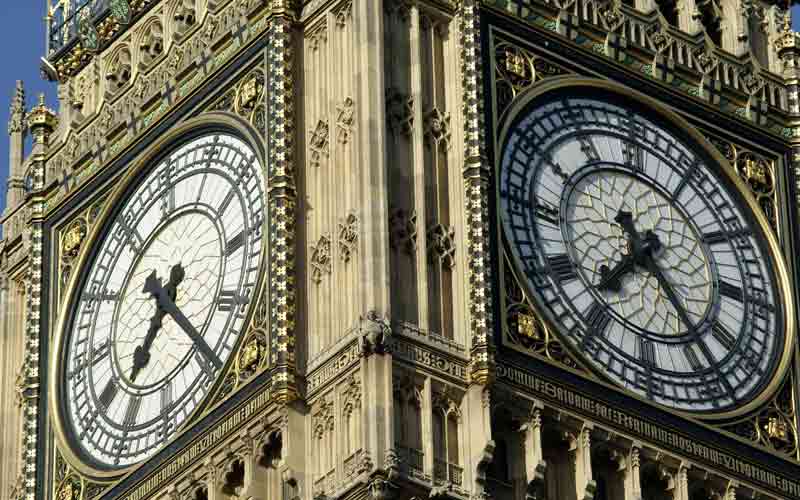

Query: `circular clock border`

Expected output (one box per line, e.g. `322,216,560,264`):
50,112,268,480
496,76,795,422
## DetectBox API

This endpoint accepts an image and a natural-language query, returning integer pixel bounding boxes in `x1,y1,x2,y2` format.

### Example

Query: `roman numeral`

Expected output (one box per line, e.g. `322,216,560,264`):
578,136,600,162
92,340,110,365
639,338,657,367
702,229,751,245
160,185,175,218
218,190,236,215
195,353,215,379
712,322,737,351
547,254,577,282
98,380,118,410
117,217,144,254
160,382,173,418
718,280,743,301
684,345,703,372
225,230,245,257
534,201,560,226
218,289,249,312
584,300,612,337
673,161,698,198
123,396,142,429
622,140,644,172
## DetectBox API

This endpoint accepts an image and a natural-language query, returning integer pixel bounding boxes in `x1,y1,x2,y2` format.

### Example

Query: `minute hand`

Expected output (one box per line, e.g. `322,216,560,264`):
644,256,697,335
147,284,223,369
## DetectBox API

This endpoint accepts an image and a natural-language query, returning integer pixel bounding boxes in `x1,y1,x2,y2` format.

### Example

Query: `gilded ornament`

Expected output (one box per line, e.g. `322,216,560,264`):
505,48,526,77
62,221,87,258
239,335,263,372
235,72,264,115
517,312,542,341
56,477,81,500
765,416,790,443
741,156,769,187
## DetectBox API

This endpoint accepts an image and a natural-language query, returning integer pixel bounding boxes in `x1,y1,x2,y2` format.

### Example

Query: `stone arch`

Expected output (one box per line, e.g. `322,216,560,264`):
103,43,133,97
135,16,165,70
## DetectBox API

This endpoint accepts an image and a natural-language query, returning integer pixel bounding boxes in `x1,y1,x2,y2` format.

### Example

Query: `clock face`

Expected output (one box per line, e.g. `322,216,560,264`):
499,88,789,413
61,132,266,467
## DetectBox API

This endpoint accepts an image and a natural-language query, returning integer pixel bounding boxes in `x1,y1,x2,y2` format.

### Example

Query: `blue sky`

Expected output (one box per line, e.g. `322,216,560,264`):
0,4,799,216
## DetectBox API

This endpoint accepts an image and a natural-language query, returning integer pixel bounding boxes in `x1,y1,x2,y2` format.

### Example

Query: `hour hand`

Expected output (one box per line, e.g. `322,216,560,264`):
614,210,638,239
597,255,634,292
142,270,163,297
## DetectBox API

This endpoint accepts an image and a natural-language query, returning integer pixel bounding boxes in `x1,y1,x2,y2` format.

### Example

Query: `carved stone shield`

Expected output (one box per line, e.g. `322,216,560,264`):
109,0,132,24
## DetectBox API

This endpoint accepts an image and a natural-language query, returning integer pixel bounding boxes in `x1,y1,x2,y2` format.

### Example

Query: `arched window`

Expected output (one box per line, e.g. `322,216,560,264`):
432,395,461,486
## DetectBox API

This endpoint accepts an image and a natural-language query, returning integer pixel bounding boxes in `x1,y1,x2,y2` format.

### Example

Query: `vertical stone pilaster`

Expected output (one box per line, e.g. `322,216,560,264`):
458,0,494,386
521,402,546,498
568,424,595,500
673,463,690,500
266,8,299,404
623,445,642,500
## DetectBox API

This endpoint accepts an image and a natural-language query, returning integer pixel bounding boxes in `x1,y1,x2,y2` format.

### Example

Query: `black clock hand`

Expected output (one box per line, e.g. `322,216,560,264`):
130,271,172,382
597,210,658,293
643,255,697,334
597,256,635,292
142,268,223,370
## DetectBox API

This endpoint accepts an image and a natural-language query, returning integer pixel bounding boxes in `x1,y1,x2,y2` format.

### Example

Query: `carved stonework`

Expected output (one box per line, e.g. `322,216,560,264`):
338,213,359,263
138,20,165,68
310,234,333,284
105,46,133,98
423,107,451,151
8,80,26,134
426,224,456,269
313,395,335,437
336,97,356,144
389,208,418,255
309,120,330,168
386,88,414,137
335,0,353,29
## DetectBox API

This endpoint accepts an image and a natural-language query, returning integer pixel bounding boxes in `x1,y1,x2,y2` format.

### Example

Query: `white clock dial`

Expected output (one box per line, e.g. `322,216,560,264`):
63,132,265,467
499,88,789,413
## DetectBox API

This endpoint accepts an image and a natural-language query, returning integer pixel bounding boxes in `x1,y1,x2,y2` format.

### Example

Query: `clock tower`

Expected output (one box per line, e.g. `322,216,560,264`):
3,1,800,500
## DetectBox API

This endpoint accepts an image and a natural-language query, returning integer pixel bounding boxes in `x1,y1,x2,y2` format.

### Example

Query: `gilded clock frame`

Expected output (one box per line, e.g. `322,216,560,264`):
49,112,269,481
495,75,796,422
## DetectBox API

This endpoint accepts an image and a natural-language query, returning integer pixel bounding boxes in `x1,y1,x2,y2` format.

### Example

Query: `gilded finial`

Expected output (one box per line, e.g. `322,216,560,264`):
27,93,58,145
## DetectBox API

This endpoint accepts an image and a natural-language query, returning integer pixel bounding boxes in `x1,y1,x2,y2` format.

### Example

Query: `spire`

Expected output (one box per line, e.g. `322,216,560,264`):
7,80,25,135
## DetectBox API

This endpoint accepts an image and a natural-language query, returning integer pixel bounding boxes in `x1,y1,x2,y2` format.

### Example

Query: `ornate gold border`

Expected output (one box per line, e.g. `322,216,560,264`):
49,112,269,481
495,75,796,422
